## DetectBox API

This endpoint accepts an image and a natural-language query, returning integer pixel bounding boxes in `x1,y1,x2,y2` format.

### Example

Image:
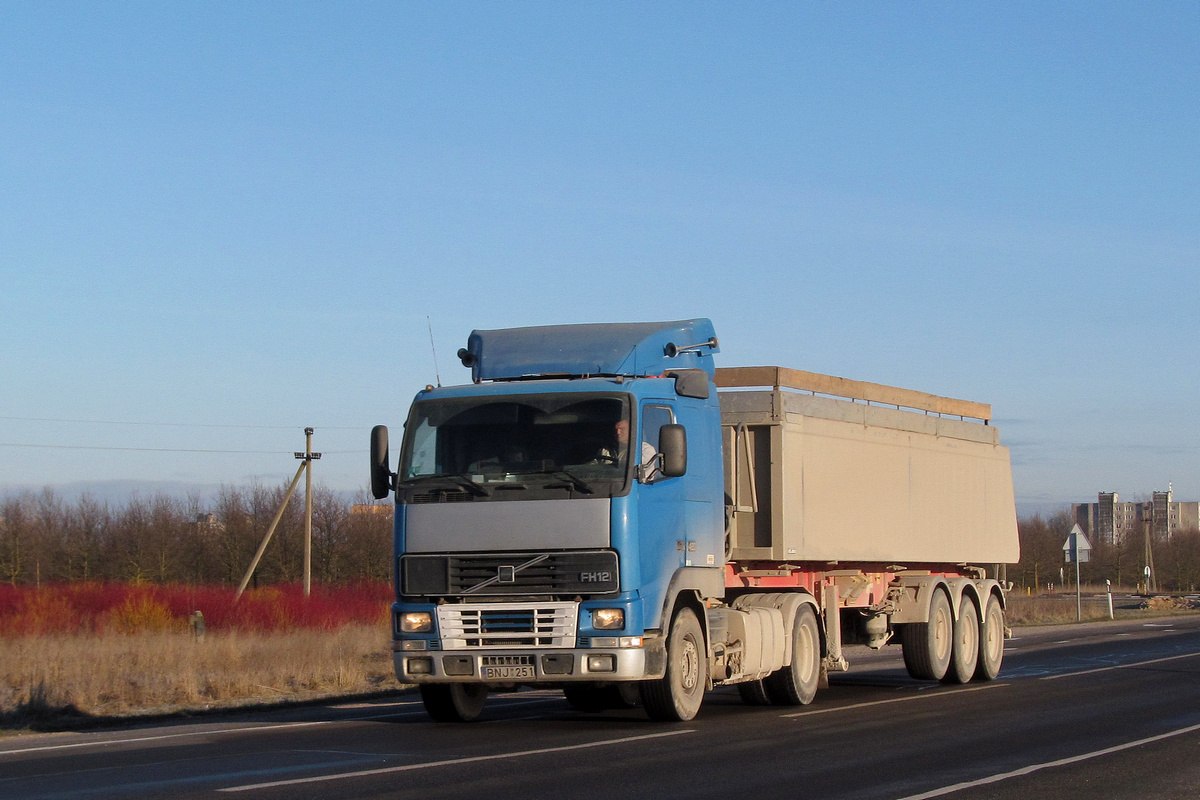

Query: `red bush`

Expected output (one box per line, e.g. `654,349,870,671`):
0,582,392,636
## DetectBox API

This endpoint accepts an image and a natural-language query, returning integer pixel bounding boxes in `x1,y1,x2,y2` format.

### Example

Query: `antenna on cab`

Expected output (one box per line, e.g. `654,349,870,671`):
427,316,443,387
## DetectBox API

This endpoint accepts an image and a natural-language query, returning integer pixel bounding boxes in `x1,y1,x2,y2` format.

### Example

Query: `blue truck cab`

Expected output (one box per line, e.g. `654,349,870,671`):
371,319,726,721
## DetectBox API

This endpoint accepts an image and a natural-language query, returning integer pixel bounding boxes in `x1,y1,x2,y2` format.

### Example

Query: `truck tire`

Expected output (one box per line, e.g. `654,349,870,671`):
420,683,488,722
943,596,979,684
641,607,705,721
975,594,1005,680
765,604,821,705
901,589,952,681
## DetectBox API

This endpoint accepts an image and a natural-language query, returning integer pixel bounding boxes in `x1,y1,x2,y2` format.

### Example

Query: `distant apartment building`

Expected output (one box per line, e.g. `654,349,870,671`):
351,503,394,517
1072,487,1200,545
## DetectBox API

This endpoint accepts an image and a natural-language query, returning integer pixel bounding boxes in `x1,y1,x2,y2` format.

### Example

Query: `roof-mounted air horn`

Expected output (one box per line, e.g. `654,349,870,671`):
664,337,719,358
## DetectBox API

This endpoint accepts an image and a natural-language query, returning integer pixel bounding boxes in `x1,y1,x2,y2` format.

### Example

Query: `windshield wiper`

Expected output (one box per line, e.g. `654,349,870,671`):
400,473,491,497
543,468,595,495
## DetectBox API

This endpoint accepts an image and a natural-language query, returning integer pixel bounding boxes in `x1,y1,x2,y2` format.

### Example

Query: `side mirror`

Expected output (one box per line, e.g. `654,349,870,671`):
370,425,394,499
658,424,687,478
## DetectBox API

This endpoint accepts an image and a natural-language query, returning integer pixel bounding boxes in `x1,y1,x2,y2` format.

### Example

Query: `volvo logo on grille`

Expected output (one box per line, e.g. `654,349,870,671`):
462,554,550,594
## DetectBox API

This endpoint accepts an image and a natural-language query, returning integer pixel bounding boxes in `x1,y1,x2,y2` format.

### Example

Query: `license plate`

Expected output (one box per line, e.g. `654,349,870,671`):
482,665,536,680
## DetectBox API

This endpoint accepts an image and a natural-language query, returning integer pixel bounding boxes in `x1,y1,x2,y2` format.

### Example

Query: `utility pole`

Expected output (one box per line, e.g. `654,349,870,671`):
302,427,315,597
234,428,321,600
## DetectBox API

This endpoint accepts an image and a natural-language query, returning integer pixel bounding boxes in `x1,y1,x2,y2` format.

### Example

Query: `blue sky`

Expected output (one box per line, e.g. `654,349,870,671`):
2,2,1197,510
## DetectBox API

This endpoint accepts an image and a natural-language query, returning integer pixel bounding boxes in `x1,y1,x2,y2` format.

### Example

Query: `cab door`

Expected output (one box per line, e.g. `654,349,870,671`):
636,402,687,627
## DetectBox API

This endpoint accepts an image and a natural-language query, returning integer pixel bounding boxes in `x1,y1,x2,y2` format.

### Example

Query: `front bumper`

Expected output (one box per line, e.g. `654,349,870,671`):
393,639,664,684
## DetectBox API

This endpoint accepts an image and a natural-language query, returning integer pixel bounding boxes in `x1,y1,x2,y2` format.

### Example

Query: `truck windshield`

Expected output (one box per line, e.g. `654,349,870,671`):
399,393,630,499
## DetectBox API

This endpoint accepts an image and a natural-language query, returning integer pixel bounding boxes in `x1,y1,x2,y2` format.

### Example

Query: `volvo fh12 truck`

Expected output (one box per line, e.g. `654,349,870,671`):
370,319,1019,722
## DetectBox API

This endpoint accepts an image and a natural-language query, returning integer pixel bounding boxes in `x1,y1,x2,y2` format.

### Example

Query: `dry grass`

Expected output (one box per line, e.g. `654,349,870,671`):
1006,593,1200,626
1006,595,1114,625
0,624,405,725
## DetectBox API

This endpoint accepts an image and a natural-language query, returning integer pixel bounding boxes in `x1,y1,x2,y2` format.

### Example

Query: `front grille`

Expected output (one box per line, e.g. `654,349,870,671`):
402,550,619,597
437,602,578,649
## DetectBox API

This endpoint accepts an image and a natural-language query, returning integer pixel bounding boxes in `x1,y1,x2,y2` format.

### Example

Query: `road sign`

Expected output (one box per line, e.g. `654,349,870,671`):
1064,523,1093,621
1064,524,1092,563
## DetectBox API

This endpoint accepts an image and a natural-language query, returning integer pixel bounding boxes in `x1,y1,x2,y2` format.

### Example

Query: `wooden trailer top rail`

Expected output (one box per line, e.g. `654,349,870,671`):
714,366,991,422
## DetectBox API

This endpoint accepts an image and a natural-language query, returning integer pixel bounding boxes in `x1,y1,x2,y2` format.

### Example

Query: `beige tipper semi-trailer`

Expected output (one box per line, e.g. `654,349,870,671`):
375,320,1020,722
717,366,1019,710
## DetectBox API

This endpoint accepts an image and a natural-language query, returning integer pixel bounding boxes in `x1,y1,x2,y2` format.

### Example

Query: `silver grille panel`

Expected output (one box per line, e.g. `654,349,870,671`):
437,602,578,649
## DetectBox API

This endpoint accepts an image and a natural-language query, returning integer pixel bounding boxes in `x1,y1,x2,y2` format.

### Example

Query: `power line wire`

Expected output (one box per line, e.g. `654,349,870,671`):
0,416,362,430
0,442,366,454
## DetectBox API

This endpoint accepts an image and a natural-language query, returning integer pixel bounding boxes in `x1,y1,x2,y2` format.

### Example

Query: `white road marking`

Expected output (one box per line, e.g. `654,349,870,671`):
1039,651,1200,681
782,682,1008,718
0,712,419,756
218,729,695,792
891,721,1200,800
0,693,568,757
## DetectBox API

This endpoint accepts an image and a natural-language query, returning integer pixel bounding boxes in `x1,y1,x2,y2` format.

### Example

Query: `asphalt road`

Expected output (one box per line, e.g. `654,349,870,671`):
4,615,1200,800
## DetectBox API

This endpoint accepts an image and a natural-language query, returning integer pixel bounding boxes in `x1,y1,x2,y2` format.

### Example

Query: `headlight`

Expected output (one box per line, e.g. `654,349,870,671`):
400,611,433,633
591,608,625,630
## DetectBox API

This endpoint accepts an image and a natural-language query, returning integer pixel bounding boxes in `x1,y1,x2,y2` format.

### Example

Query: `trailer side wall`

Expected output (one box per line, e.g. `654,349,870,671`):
722,390,1019,565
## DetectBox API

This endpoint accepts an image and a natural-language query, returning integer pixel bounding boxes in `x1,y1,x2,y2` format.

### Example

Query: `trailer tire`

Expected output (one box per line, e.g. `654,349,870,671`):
420,683,488,722
975,594,1005,681
943,596,979,684
901,588,952,681
765,604,821,705
641,607,705,721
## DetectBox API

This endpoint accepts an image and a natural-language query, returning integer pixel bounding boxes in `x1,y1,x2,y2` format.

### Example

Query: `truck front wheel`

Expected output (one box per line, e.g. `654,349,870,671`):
420,683,488,722
641,607,706,721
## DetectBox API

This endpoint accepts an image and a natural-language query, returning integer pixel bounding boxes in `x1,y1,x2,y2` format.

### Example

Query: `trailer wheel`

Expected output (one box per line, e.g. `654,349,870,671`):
737,679,771,705
975,594,1005,680
901,589,952,681
943,596,979,684
765,604,821,705
420,683,488,722
641,607,705,721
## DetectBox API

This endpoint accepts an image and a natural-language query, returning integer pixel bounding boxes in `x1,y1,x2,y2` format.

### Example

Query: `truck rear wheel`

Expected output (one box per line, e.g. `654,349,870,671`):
765,604,821,705
943,596,979,684
975,594,1005,680
420,683,488,722
641,607,705,721
901,588,952,681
